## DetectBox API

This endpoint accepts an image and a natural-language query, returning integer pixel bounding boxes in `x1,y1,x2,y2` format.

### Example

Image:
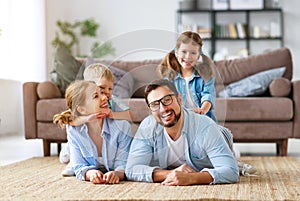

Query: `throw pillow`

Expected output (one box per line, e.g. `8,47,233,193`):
37,81,62,99
83,58,135,98
50,45,83,95
269,77,291,97
219,66,286,97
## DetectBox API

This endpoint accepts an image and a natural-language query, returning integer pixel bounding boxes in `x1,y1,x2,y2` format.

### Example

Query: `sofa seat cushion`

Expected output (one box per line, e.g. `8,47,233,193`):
37,99,67,121
37,122,67,141
215,97,293,121
224,122,293,140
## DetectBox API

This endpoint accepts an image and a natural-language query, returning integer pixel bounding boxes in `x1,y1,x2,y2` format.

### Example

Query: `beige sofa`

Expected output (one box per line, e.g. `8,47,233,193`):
23,47,300,156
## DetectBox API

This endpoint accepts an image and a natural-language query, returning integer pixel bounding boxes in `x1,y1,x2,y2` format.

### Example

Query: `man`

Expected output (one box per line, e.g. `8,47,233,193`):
125,79,239,185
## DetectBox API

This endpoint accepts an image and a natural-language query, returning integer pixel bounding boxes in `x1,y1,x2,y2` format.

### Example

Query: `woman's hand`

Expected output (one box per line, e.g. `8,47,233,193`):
86,170,105,184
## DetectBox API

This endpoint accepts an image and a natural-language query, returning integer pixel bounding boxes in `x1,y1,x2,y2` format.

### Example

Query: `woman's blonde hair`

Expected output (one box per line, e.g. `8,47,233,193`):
53,80,95,128
157,31,215,81
83,63,114,83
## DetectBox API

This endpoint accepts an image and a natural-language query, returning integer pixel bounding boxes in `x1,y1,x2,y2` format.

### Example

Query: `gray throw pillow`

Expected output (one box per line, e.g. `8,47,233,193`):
50,45,83,95
219,66,286,97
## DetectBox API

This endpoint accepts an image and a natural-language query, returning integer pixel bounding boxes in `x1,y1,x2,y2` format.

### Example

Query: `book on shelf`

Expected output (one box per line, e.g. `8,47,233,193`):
228,23,238,39
215,23,247,39
198,27,212,39
236,23,247,39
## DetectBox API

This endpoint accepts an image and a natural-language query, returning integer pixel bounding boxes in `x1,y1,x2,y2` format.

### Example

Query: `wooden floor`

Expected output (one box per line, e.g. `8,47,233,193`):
0,134,300,166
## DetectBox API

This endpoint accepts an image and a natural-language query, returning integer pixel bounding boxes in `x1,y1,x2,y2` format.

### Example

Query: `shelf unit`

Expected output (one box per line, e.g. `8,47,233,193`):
176,8,284,58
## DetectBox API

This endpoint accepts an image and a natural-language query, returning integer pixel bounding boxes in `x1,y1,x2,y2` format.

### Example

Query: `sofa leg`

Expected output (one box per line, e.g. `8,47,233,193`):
276,139,288,156
43,140,51,156
57,143,61,155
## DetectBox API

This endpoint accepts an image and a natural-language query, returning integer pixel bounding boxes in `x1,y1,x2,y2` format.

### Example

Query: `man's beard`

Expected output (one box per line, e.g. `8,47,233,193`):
159,109,181,128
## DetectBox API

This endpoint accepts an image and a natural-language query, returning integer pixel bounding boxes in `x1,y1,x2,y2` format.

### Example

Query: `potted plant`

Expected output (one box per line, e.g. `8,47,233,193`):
51,18,115,58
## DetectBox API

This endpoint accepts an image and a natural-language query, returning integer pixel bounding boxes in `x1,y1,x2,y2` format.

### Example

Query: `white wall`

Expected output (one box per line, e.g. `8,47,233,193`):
0,0,45,136
0,79,23,135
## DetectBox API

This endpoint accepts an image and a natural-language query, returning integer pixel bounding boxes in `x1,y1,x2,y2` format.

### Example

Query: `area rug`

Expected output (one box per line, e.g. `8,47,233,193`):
0,156,299,201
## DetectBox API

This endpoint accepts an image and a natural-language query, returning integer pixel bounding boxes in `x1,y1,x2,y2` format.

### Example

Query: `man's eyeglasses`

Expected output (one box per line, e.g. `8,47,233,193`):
148,94,176,112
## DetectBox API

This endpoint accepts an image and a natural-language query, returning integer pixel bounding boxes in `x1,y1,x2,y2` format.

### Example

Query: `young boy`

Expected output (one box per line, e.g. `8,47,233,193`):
59,63,133,176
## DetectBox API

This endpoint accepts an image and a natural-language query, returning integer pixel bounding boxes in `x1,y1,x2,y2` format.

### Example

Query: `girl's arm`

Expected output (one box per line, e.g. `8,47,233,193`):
193,101,212,115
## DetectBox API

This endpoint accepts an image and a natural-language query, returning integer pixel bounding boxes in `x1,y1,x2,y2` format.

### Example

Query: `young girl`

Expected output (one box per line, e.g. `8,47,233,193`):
158,31,217,122
53,80,132,184
59,63,134,176
158,31,256,176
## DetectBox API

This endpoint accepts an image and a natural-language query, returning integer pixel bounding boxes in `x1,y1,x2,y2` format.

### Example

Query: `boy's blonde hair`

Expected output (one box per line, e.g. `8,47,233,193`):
83,63,114,83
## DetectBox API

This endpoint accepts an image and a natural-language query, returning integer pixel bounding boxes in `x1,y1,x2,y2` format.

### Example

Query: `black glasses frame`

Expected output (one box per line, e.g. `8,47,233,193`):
148,94,176,112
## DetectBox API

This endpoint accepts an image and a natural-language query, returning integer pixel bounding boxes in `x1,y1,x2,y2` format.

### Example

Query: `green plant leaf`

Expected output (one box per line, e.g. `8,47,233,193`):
91,41,115,58
81,18,99,37
51,18,114,58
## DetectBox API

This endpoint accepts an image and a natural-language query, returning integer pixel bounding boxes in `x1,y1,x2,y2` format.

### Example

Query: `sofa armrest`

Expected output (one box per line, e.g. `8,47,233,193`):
23,82,39,139
292,80,300,138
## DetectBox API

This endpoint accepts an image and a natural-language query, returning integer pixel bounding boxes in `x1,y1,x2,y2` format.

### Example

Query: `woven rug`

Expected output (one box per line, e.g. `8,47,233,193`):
0,156,299,201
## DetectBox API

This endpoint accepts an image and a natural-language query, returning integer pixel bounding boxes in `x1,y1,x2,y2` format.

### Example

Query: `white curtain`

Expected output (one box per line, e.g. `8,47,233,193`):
0,0,46,82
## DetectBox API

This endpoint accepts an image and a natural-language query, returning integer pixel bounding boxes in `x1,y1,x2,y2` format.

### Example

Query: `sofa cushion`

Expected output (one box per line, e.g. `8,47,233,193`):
218,67,286,97
37,99,68,121
37,81,62,99
50,45,83,95
215,97,293,121
269,77,291,97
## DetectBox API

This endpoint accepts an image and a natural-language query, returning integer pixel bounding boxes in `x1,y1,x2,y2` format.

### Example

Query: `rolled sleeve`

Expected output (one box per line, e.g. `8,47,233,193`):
201,77,216,109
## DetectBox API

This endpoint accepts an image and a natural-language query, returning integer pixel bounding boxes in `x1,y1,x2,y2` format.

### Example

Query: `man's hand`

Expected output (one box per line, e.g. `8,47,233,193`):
103,171,120,184
161,171,192,186
161,164,196,186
